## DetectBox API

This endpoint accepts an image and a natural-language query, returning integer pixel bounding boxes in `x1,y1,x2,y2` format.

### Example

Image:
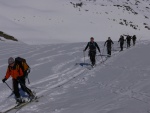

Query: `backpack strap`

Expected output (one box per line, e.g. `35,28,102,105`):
8,64,21,74
89,42,96,47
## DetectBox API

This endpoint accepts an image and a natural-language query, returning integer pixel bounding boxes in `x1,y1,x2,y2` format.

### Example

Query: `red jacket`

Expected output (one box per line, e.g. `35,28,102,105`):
5,65,23,79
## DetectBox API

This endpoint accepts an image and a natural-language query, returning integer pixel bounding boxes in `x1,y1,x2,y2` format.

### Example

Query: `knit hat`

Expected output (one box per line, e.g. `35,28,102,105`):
90,37,94,40
8,57,15,65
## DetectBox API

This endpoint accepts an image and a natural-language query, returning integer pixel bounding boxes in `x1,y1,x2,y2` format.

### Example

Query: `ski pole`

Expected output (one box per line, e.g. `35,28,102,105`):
100,46,105,64
5,82,13,92
99,47,104,64
118,42,119,48
102,45,105,55
83,51,85,63
25,72,30,84
26,76,30,84
95,55,101,64
112,44,114,51
99,52,104,64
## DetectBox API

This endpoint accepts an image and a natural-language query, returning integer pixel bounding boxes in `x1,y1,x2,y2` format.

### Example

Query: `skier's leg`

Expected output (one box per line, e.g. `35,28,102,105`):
120,43,122,51
93,52,96,65
89,52,93,65
90,52,94,65
107,47,109,55
19,77,33,97
108,46,111,55
133,40,135,46
121,43,123,51
13,79,20,98
13,79,23,103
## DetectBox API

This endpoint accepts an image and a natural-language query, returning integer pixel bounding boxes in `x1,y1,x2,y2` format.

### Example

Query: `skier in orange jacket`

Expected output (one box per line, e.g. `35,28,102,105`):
2,57,34,104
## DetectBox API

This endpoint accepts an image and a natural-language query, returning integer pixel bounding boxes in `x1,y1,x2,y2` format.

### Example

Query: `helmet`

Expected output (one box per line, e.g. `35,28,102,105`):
8,57,15,65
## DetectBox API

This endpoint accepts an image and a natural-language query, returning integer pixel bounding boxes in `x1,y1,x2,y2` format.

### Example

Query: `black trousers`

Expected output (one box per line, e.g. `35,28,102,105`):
13,76,32,98
133,40,136,46
120,42,124,51
89,51,96,65
127,41,131,48
107,46,112,55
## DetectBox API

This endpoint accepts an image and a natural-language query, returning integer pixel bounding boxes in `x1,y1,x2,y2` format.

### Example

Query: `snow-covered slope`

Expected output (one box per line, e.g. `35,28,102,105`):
0,40,150,113
0,0,150,44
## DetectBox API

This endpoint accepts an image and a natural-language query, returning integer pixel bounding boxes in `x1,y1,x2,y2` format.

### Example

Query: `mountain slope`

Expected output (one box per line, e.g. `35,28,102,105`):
0,0,150,44
0,40,150,113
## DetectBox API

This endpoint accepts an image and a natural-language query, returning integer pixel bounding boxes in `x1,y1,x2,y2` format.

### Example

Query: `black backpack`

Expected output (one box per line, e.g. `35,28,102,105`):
15,57,30,72
88,42,96,50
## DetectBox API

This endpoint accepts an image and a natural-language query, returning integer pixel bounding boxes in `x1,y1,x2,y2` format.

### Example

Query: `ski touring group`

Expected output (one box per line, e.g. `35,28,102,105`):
83,35,137,67
1,35,137,111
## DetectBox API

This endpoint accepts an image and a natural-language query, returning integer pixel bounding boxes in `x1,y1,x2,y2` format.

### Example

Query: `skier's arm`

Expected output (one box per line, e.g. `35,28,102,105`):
84,42,89,51
104,41,107,46
95,42,101,53
5,68,11,80
2,67,11,82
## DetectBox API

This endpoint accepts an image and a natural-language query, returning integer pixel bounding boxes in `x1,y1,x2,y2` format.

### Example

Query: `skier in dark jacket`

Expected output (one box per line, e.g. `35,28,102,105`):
118,35,125,51
132,35,137,46
83,37,101,66
104,37,114,56
126,35,132,48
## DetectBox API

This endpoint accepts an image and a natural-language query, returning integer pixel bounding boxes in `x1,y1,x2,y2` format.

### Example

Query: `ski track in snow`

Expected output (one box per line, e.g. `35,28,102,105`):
0,41,150,113
0,42,89,112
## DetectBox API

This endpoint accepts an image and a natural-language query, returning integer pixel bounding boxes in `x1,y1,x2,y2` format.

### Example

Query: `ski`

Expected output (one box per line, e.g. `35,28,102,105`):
75,62,92,67
97,54,110,57
97,54,112,58
0,95,43,113
85,65,94,70
75,62,93,70
0,105,18,113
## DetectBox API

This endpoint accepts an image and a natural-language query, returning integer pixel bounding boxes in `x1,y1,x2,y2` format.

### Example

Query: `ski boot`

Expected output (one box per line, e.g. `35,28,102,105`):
16,97,24,105
28,91,36,101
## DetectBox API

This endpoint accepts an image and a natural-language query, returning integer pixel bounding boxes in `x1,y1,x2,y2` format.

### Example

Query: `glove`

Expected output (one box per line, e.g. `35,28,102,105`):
2,78,7,83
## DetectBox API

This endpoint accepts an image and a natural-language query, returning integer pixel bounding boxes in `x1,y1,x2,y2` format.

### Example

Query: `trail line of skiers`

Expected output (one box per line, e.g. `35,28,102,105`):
84,35,137,66
1,35,136,105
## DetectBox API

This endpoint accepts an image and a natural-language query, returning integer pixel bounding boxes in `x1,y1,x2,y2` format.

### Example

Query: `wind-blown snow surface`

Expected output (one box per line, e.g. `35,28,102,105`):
0,40,150,113
0,0,150,44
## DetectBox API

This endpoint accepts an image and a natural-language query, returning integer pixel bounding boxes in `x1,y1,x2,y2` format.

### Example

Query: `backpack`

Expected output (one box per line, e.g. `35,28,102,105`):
15,57,30,72
89,42,96,48
132,35,136,40
119,37,124,43
88,42,97,51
